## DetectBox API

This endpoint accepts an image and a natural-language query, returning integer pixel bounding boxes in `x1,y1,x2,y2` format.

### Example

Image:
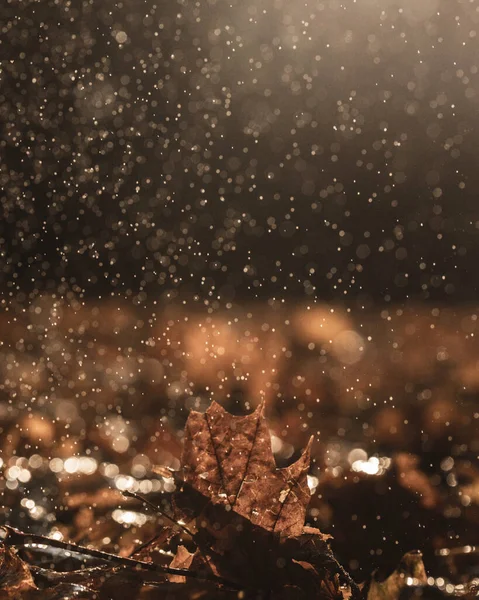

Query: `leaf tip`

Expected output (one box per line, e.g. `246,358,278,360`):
256,400,266,417
300,435,314,463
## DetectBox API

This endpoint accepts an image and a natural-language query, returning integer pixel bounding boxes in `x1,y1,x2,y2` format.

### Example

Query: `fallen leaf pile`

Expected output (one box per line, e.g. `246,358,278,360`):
0,401,476,599
0,402,358,599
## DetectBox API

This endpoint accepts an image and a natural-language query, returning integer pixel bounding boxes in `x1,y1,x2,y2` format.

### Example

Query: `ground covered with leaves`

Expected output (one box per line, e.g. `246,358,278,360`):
0,300,478,598
0,400,466,600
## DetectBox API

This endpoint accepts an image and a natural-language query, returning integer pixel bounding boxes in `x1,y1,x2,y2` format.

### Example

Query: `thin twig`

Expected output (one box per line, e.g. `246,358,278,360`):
127,531,172,559
30,565,180,591
0,525,240,591
324,548,362,600
123,490,194,540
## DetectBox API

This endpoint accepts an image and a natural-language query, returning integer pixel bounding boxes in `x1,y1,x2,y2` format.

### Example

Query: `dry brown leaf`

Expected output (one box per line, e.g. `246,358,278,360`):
367,551,427,600
0,544,36,596
168,545,195,583
175,401,358,598
394,454,439,509
182,400,312,536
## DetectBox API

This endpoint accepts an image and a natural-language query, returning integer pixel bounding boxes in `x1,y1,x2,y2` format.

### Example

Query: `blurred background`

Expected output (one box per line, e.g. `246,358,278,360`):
1,0,479,593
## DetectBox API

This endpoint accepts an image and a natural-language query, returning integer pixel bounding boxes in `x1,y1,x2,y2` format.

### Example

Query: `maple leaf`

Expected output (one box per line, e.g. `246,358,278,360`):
182,400,312,537
367,551,427,600
175,401,360,599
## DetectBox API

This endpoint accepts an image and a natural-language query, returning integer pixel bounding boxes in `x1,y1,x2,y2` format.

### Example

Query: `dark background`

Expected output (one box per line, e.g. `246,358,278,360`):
1,0,479,306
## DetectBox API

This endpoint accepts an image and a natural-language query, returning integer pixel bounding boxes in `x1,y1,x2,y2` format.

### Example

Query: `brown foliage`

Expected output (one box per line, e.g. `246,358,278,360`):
366,551,427,600
167,401,358,597
0,402,359,599
182,401,312,536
